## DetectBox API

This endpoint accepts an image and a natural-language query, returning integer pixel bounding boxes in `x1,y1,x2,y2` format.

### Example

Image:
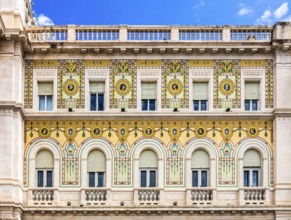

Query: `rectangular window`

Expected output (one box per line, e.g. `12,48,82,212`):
88,172,105,187
243,168,260,187
192,169,208,187
38,82,53,111
245,82,260,111
37,170,53,187
193,82,208,111
140,169,157,187
141,82,157,111
90,82,105,111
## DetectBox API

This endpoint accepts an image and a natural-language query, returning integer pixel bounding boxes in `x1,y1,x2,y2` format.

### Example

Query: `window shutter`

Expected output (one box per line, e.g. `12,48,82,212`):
193,82,208,100
87,150,106,172
90,82,105,93
243,149,261,167
36,150,54,169
38,82,53,95
191,150,209,168
245,82,259,99
139,150,158,168
141,82,157,99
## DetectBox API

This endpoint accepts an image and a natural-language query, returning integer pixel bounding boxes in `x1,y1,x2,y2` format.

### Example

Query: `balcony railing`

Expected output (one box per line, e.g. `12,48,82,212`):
186,188,214,205
80,188,109,205
239,187,269,205
134,188,161,205
26,25,275,43
28,188,58,205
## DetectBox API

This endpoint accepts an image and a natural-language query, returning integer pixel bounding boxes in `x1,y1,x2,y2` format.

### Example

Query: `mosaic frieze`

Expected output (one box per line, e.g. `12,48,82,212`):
24,59,274,109
24,120,273,187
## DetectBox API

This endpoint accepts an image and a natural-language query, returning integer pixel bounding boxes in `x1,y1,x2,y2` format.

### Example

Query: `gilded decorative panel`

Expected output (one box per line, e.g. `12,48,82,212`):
162,60,189,109
109,60,137,109
57,60,85,109
24,61,33,108
24,119,273,187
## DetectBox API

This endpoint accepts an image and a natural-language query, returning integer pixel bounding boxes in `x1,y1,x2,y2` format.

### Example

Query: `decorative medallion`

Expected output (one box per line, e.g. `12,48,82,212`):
169,127,181,142
195,127,207,139
38,127,51,139
247,124,259,138
221,127,233,142
219,78,235,96
115,79,132,96
167,79,183,96
64,127,77,142
143,127,155,138
117,127,129,143
92,127,102,138
63,79,80,96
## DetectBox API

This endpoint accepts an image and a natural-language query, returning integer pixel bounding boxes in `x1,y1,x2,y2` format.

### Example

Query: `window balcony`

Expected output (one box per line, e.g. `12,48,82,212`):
239,187,270,205
134,188,163,205
80,188,110,206
28,188,59,206
186,188,216,205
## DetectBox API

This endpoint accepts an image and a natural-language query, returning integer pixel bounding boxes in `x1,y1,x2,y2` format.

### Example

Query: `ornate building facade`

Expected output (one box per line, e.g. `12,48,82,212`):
0,1,291,219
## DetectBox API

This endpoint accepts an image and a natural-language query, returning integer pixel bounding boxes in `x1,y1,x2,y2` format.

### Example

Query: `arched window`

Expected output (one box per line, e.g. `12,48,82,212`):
36,150,54,187
87,150,106,187
139,150,158,187
243,149,261,187
191,150,210,187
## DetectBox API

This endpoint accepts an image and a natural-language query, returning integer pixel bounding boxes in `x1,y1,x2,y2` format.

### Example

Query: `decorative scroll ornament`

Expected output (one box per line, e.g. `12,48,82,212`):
115,79,132,96
38,127,51,139
63,79,79,96
167,79,183,96
219,78,235,96
66,62,76,73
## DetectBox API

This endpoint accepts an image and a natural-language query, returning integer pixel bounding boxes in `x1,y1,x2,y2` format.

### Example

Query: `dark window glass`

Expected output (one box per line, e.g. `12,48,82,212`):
149,170,156,187
88,172,95,187
201,171,208,187
98,172,105,187
244,170,250,187
245,100,250,111
47,95,53,111
140,171,147,187
149,100,156,111
252,100,258,111
193,100,199,111
46,170,53,187
201,100,207,111
252,170,259,187
90,94,97,111
98,94,104,111
37,170,44,187
192,170,198,187
142,100,148,111
39,96,45,111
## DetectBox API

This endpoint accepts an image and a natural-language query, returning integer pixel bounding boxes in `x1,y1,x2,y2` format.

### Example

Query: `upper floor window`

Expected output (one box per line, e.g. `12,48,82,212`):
141,82,157,111
245,82,259,111
38,82,53,111
90,82,105,111
87,150,106,187
243,149,261,187
139,150,158,187
191,150,210,187
193,82,208,111
36,150,54,187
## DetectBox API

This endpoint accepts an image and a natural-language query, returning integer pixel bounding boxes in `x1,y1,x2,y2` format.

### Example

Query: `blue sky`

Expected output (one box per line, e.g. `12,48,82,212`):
34,0,291,26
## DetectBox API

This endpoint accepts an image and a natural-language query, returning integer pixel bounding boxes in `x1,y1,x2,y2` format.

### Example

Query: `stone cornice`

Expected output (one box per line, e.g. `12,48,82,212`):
0,101,25,119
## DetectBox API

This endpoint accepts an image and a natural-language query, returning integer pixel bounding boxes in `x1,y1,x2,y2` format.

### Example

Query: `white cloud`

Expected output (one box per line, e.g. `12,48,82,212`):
37,14,54,26
256,9,272,24
237,3,254,16
193,0,205,9
283,15,291,21
274,2,289,19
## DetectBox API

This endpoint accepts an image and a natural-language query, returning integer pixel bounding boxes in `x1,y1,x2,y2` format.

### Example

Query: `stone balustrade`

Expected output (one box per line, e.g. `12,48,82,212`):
26,25,275,43
189,188,213,205
85,189,107,201
239,187,269,205
28,188,58,205
134,188,161,205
